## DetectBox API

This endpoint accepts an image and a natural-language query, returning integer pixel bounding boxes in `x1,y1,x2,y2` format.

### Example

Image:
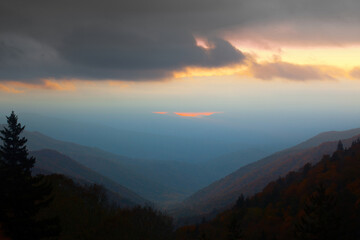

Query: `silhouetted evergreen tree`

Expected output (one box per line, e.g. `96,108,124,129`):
301,163,312,177
235,194,245,208
227,215,243,240
0,111,59,240
198,232,208,240
0,112,35,173
337,140,344,151
295,184,340,240
351,138,360,147
259,230,268,240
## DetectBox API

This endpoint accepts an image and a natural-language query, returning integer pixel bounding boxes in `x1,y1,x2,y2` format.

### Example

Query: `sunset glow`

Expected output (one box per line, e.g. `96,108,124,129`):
233,43,360,70
0,80,76,93
0,84,23,94
195,37,214,50
153,112,168,115
173,112,221,118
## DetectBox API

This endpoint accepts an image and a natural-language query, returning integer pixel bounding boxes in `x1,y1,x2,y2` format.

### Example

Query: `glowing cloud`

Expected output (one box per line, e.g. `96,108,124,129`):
0,84,24,94
195,37,214,50
250,62,343,81
0,79,76,93
173,64,248,78
42,80,76,91
153,112,168,115
173,112,222,118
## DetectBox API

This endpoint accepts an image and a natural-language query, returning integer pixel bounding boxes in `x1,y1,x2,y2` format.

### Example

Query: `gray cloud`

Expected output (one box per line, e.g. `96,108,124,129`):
0,0,359,82
251,62,334,81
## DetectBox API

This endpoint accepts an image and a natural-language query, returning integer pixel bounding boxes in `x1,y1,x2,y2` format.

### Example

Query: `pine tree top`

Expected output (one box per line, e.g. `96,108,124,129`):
0,111,35,174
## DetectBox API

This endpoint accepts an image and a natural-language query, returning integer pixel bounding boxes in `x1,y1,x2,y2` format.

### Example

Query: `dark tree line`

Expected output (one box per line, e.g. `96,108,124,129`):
0,111,59,239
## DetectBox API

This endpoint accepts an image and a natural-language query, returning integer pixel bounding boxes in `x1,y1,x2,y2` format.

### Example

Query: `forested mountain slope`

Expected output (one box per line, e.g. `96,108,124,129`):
183,130,360,216
13,128,215,203
31,149,148,207
177,139,360,240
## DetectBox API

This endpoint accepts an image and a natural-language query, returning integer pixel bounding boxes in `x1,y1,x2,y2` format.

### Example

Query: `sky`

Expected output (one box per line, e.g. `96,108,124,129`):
1,0,360,151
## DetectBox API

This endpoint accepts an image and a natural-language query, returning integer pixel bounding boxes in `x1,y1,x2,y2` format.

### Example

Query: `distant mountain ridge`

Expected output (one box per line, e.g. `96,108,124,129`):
289,128,360,150
17,113,242,162
31,149,148,207
0,124,220,203
21,130,194,202
180,128,360,216
2,120,360,212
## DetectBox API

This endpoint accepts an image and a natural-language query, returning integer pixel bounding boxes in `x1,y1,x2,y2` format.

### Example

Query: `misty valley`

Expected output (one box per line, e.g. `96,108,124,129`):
1,111,360,239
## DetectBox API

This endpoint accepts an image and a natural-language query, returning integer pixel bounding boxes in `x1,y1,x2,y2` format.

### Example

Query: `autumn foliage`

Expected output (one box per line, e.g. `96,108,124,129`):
176,140,360,240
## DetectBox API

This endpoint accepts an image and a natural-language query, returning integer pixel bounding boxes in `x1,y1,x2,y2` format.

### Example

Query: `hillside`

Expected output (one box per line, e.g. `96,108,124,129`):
176,139,360,240
181,129,360,216
0,122,223,203
201,147,274,181
289,128,360,150
31,149,148,207
14,128,215,203
39,174,174,240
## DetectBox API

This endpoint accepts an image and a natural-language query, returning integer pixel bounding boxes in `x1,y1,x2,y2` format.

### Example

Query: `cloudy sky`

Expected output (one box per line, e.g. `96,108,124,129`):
1,0,360,144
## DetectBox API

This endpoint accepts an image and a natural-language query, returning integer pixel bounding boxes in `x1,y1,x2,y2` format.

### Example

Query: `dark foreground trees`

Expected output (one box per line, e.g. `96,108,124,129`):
0,112,174,240
0,111,59,239
38,174,174,240
295,184,339,240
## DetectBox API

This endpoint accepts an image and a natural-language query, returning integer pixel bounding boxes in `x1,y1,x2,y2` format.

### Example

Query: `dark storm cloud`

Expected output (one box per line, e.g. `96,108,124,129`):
60,28,243,75
0,0,359,82
0,0,247,82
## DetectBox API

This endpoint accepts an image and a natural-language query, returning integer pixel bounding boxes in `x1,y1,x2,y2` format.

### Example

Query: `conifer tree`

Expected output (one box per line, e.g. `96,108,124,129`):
0,111,35,173
227,215,243,240
337,140,344,151
235,194,245,208
295,184,340,240
0,111,59,240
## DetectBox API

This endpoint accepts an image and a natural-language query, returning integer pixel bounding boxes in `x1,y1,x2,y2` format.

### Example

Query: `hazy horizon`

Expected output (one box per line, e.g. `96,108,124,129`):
0,108,359,163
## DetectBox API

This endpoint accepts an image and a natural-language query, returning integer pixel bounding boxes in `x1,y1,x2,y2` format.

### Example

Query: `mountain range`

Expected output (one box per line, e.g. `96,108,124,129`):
176,128,360,216
2,121,360,219
176,138,360,240
19,113,246,162
14,124,269,204
31,149,147,207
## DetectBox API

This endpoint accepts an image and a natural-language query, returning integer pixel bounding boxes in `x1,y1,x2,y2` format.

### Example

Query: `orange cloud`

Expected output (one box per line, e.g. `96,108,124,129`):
173,57,350,81
173,64,248,78
153,112,168,115
0,84,24,94
249,61,344,81
41,79,76,91
350,67,360,79
173,112,221,118
0,79,76,93
173,42,360,81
